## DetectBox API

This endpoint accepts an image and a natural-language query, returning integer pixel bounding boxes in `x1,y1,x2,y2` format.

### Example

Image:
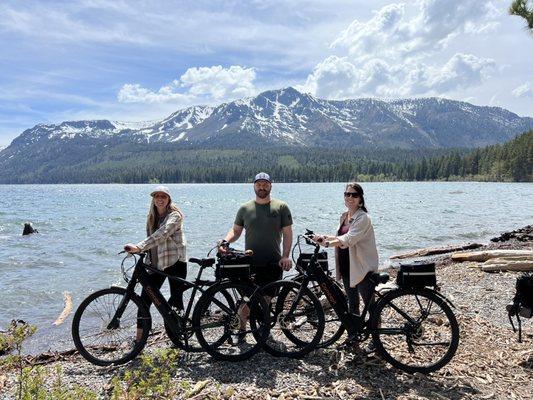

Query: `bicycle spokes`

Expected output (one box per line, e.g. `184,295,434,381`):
372,290,459,373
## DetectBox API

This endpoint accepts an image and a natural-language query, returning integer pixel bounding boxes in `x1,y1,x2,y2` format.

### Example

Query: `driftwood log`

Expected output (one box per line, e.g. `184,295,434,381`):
390,243,483,259
464,256,533,272
451,249,533,262
53,292,72,326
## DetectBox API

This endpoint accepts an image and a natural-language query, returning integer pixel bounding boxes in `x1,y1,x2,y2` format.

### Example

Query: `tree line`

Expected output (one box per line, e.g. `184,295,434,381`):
2,130,531,183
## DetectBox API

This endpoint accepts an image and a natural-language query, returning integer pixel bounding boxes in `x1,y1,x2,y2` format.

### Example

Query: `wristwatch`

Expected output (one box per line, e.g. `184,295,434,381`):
325,241,330,248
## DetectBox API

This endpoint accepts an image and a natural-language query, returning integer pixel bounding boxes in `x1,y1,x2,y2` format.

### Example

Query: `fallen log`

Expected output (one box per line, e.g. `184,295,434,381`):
390,243,483,259
480,262,533,272
53,292,72,326
483,256,533,264
451,250,533,262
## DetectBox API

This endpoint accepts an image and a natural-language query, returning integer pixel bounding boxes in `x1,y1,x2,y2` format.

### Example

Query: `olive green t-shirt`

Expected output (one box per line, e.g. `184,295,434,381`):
234,199,293,266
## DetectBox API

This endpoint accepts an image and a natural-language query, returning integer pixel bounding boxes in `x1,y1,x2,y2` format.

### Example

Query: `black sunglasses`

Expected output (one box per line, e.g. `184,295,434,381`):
344,192,360,198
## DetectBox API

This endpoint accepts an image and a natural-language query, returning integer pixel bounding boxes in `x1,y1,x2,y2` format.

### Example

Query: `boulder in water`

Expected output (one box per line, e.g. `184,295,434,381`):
22,222,38,235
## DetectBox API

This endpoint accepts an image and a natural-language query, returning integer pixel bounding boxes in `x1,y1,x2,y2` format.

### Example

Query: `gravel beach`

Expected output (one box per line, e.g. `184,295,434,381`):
1,231,532,399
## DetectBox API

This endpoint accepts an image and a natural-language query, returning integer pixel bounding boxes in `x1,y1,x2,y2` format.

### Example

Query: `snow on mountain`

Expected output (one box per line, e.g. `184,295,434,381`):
4,88,533,155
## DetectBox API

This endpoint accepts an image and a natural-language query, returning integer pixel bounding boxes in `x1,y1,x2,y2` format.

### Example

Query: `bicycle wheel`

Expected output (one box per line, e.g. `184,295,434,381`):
318,305,345,348
72,287,151,366
259,280,324,358
370,288,459,374
165,287,233,353
293,277,344,348
311,281,345,348
193,281,270,361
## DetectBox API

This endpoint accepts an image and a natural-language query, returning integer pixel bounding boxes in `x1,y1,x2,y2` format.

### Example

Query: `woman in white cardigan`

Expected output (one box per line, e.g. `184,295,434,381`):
313,182,379,343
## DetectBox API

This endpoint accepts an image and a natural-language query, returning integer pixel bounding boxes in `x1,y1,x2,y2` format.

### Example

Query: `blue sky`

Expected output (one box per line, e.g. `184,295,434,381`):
0,0,532,146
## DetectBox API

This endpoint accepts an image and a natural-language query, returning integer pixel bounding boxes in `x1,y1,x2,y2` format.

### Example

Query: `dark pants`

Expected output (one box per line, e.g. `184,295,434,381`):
342,271,376,339
253,263,283,297
137,260,187,328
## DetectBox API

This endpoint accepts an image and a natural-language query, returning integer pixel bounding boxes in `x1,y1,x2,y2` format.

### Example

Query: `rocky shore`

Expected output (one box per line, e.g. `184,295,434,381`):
1,229,532,399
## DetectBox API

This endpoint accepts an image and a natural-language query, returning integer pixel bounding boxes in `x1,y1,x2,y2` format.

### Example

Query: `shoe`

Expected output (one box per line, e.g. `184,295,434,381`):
229,330,246,345
267,333,287,352
363,341,376,354
336,338,359,352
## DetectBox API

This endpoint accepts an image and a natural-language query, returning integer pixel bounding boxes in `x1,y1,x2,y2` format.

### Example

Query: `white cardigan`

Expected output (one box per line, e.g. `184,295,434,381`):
334,209,379,288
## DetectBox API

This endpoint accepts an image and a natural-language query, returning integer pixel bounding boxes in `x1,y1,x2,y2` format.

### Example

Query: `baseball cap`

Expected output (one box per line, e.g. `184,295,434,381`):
253,172,272,183
150,185,171,197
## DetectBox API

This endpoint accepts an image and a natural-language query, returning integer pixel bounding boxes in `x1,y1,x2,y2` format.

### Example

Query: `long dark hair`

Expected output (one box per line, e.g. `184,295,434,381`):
346,182,368,212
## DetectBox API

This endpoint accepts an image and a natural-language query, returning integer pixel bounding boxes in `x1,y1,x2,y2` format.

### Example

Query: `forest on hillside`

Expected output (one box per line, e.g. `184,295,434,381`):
4,130,531,184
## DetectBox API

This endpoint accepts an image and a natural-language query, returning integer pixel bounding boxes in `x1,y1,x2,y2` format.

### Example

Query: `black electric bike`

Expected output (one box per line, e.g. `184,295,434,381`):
259,231,460,374
71,251,270,366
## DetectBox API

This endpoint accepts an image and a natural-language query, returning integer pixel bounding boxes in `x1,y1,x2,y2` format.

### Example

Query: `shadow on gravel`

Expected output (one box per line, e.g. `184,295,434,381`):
149,347,481,399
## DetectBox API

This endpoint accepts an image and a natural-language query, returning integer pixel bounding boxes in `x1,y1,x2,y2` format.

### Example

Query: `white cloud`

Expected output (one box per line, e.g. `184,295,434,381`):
118,65,257,104
331,0,497,60
512,82,533,98
302,0,499,99
301,52,494,99
0,2,149,45
419,53,495,93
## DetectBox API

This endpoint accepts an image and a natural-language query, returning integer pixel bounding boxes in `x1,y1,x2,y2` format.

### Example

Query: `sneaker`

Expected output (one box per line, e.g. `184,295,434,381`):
336,338,360,352
267,333,288,352
363,341,376,354
229,330,246,345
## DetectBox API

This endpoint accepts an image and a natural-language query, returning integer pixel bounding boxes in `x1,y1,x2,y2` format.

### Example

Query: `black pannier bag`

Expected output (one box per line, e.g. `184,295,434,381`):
516,273,533,311
297,252,329,274
396,262,437,288
507,272,533,342
215,253,252,280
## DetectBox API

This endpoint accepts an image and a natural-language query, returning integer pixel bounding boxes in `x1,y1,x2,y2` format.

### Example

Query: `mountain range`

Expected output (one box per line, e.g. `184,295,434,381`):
1,87,532,183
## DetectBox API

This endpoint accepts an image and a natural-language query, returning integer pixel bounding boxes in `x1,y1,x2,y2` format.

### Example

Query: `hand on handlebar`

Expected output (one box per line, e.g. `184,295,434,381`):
311,234,325,244
217,239,229,254
124,243,141,254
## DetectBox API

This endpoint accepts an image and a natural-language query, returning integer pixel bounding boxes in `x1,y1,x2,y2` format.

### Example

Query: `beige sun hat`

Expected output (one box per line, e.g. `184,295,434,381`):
150,185,171,197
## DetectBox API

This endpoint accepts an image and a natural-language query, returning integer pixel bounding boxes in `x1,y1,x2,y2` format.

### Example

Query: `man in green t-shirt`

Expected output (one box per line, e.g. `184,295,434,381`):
222,172,293,285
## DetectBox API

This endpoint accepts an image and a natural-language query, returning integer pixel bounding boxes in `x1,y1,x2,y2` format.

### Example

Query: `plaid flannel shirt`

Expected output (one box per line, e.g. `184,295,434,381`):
136,211,187,270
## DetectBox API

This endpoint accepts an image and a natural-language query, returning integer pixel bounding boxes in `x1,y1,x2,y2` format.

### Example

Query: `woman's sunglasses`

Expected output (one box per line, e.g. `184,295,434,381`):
344,192,360,198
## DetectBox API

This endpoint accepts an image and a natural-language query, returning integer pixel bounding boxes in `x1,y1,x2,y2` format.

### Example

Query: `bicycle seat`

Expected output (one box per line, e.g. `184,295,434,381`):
189,257,216,267
370,272,389,285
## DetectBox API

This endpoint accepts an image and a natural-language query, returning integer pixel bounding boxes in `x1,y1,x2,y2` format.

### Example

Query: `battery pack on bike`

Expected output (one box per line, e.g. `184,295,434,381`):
297,251,329,274
216,250,252,280
396,262,437,288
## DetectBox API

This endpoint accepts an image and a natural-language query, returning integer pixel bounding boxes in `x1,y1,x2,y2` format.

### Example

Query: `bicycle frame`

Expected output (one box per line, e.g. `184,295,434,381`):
108,253,232,347
298,235,426,341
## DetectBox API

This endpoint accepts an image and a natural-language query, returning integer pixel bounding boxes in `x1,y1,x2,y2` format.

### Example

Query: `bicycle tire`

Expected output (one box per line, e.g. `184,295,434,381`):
193,280,270,361
72,287,151,366
370,288,459,374
318,308,345,348
293,276,345,348
164,287,234,352
259,280,325,358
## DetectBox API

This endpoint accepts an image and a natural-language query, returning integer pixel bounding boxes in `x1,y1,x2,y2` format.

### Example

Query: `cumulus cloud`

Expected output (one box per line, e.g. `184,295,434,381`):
332,0,497,59
427,54,495,92
118,65,256,104
512,83,533,98
301,52,495,99
302,0,499,99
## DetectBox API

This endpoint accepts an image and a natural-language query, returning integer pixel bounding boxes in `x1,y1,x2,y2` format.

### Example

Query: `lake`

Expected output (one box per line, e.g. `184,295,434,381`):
0,182,531,353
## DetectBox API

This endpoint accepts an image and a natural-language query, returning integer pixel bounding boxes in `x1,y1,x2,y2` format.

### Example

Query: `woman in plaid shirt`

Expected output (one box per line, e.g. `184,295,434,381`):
124,185,187,342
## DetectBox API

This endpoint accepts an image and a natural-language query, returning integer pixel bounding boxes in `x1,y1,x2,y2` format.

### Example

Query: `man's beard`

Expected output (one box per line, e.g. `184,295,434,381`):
255,188,270,199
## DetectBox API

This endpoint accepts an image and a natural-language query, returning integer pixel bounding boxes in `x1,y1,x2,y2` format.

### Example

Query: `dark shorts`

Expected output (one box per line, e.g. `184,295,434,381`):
253,263,282,297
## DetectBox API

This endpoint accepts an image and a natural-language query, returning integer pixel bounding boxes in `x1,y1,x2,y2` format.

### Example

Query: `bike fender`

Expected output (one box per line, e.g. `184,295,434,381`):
432,289,456,309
